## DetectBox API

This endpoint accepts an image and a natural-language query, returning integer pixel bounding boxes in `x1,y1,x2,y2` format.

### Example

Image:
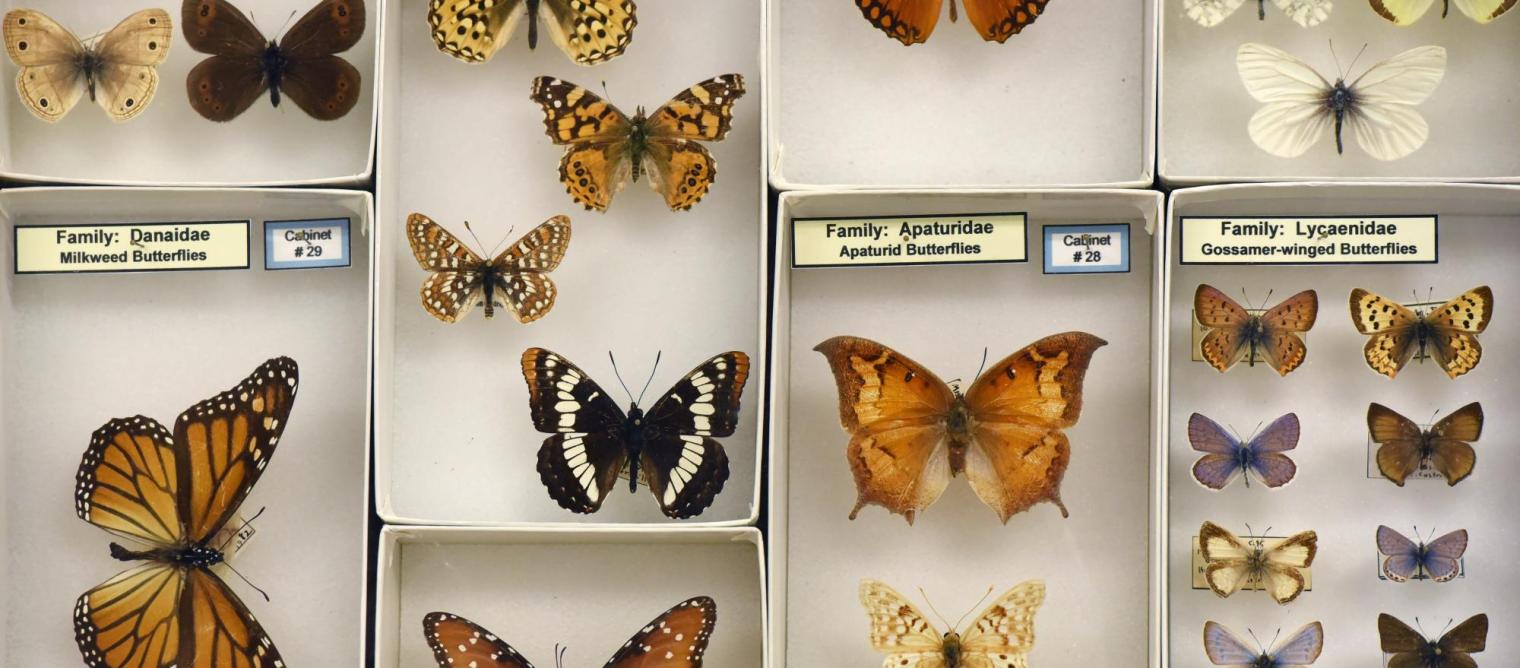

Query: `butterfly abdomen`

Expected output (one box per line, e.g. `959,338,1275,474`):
1327,82,1356,155
262,42,286,108
625,406,646,493
109,542,224,568
629,110,650,182
946,399,974,474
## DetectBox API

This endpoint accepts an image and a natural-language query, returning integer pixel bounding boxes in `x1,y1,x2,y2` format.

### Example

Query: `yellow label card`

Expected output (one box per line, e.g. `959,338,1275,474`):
792,213,1027,268
14,221,250,274
1179,216,1437,265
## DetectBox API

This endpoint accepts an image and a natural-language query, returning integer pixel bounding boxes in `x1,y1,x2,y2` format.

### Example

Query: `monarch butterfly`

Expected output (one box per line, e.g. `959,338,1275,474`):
72,357,298,668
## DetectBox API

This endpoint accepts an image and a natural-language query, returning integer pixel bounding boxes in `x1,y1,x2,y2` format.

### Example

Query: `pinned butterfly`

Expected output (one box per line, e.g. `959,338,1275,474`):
1185,0,1332,27
1204,621,1324,668
1194,284,1317,376
1370,0,1516,23
860,579,1045,668
427,0,637,65
854,0,1054,45
72,357,298,668
3,8,172,122
1379,613,1487,667
521,348,749,519
530,74,746,212
1188,412,1300,490
1350,286,1492,379
1199,521,1318,605
406,213,572,324
1367,402,1482,487
424,597,716,667
1377,526,1467,583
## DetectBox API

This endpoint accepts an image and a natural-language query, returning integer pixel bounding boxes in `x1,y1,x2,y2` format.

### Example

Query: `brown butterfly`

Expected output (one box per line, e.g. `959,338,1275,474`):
815,332,1106,524
422,597,717,667
3,9,172,122
1368,402,1482,487
182,0,365,122
1194,285,1318,376
405,213,572,323
1350,286,1494,379
529,74,745,212
1379,613,1487,668
855,0,1052,46
1199,521,1318,605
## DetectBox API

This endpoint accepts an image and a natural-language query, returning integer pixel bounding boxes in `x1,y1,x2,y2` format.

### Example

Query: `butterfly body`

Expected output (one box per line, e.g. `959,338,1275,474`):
109,541,225,569
940,632,962,666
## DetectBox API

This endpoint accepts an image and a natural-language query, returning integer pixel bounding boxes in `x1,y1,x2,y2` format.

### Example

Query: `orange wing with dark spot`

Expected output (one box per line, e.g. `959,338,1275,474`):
855,0,944,45
962,0,1052,42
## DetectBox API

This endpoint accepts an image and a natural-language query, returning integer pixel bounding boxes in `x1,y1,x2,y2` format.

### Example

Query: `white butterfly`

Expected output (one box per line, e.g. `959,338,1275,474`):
1237,43,1447,161
860,579,1045,668
1185,0,1333,27
1371,0,1517,24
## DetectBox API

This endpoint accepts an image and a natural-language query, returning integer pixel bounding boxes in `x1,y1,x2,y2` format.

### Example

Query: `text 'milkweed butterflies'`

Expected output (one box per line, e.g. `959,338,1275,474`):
1188,412,1300,490
530,74,746,212
3,9,172,122
1237,43,1446,161
860,579,1045,668
1194,285,1318,376
406,213,572,324
1204,621,1324,667
521,348,749,519
854,0,1053,46
1186,0,1332,27
1379,613,1488,667
1371,0,1516,23
427,0,637,65
1199,521,1318,605
1350,286,1493,379
1377,526,1468,583
1367,402,1482,486
815,333,1106,525
73,357,298,668
423,597,717,667
182,0,365,121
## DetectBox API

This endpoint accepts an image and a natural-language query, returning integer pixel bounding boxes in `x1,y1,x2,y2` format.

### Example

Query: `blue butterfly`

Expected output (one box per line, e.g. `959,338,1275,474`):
1205,621,1324,667
1189,413,1301,490
1376,526,1468,583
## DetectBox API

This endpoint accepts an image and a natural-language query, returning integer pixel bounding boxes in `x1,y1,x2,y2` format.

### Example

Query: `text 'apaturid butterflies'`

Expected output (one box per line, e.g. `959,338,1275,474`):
1371,0,1516,24
1188,412,1300,490
860,579,1045,668
1379,613,1487,667
1194,284,1317,376
1204,621,1323,667
816,332,1106,525
1350,286,1493,379
73,357,298,668
1185,0,1332,28
1199,521,1318,605
1237,44,1446,161
406,213,572,324
530,74,746,212
3,9,172,122
1368,402,1482,486
521,348,749,519
424,597,716,667
183,0,365,122
854,0,1052,46
1377,526,1468,583
427,0,637,65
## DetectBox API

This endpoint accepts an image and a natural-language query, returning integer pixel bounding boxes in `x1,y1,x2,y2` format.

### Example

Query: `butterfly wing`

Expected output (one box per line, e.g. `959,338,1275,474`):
1350,288,1422,378
1194,285,1252,372
1346,46,1446,161
1259,531,1318,604
1368,403,1425,486
639,352,748,518
1376,525,1423,582
1202,621,1259,665
530,76,635,212
4,9,87,122
963,332,1107,522
1370,0,1440,23
1425,286,1493,379
815,337,957,525
1429,401,1482,486
858,580,948,666
406,213,489,323
521,348,629,513
183,568,284,667
277,0,364,120
1184,0,1248,26
182,0,268,122
1422,529,1470,582
1198,522,1256,599
1236,44,1334,159
1269,0,1333,26
75,416,186,547
1245,413,1300,488
427,0,527,62
602,596,716,667
423,612,536,668
642,74,746,211
1438,614,1488,656
91,9,173,121
1189,413,1245,490
960,0,1051,43
1269,621,1325,666
1256,289,1318,376
539,0,638,66
1451,0,1518,21
490,215,571,323
855,0,944,45
280,0,365,57
959,580,1044,666
1379,613,1428,655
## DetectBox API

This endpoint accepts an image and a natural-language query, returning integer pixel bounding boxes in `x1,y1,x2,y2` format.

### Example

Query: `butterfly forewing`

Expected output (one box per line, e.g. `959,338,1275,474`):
1202,621,1261,665
1376,525,1423,582
75,416,185,546
648,75,746,142
1368,403,1426,486
1270,622,1325,665
522,349,628,513
602,596,716,667
859,580,948,658
423,612,536,668
959,580,1044,658
494,215,572,323
1194,284,1254,372
1189,413,1246,490
645,352,750,438
281,0,364,57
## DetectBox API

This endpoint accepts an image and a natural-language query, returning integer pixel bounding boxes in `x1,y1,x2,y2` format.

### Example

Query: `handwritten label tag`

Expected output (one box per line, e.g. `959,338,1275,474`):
1044,224,1130,274
792,213,1027,268
264,218,351,270
1190,535,1314,591
1179,216,1437,265
13,221,250,274
209,512,258,562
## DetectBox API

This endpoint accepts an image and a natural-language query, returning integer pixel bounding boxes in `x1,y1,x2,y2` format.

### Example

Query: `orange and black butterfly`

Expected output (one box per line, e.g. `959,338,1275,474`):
406,213,573,324
1195,284,1318,376
73,357,297,668
423,597,717,667
1350,286,1494,379
855,0,1052,45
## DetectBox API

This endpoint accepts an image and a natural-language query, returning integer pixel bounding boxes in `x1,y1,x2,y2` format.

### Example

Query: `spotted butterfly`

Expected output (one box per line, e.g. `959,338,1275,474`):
406,213,572,324
423,597,717,667
520,348,749,519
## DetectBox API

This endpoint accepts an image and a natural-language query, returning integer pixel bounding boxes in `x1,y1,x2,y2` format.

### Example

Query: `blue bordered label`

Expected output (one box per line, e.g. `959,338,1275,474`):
264,218,351,270
1044,224,1130,274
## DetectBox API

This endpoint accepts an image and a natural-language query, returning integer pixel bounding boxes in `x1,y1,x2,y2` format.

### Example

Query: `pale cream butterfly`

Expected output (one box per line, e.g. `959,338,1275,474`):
1237,43,1446,161
2,9,172,122
1185,0,1333,27
1371,0,1516,24
860,579,1045,668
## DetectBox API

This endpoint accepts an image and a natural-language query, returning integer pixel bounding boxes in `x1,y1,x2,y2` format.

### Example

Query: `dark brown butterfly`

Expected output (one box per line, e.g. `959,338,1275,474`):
182,0,365,121
1379,613,1487,668
1195,284,1318,376
423,597,717,667
1368,402,1482,487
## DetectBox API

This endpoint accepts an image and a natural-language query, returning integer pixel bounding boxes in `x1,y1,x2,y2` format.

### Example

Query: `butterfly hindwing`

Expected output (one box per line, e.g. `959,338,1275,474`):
539,0,638,66
423,612,536,668
185,567,285,667
959,580,1044,660
428,0,635,65
855,0,944,45
602,596,716,667
961,0,1051,42
74,563,183,668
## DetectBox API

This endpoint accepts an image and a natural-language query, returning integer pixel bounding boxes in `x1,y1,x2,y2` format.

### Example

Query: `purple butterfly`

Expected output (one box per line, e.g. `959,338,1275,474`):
1189,413,1300,490
1204,621,1324,667
1376,526,1468,583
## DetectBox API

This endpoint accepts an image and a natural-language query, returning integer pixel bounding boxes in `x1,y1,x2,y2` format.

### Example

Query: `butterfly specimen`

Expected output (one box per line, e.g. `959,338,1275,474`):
854,0,1052,45
1371,0,1516,23
860,579,1045,668
1379,613,1488,667
1368,402,1482,487
1194,285,1318,376
521,348,749,519
1188,412,1300,490
1199,521,1318,605
529,74,746,212
1204,621,1324,667
3,9,172,122
72,357,297,668
1237,44,1447,161
424,597,716,667
1186,0,1332,26
182,0,365,121
406,213,572,324
1377,526,1468,582
1350,287,1493,379
815,333,1106,525
427,0,637,65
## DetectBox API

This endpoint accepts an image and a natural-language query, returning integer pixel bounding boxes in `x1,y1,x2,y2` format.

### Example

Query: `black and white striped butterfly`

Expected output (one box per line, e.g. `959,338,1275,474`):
520,348,749,519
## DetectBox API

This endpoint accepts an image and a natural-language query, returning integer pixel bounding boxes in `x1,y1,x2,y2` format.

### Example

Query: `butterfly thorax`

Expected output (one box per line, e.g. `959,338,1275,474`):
109,541,225,569
76,49,103,101
628,107,650,182
623,404,647,493
1325,81,1356,154
1243,317,1266,365
479,265,503,318
1253,655,1276,668
262,41,288,107
940,631,963,666
945,395,975,475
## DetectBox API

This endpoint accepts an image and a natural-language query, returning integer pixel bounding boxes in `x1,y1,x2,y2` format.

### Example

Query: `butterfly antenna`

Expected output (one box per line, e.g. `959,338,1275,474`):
952,586,996,633
462,221,493,257
608,351,637,404
1247,628,1266,653
973,347,990,382
636,351,662,405
555,644,567,668
483,226,515,259
222,560,271,602
917,586,954,631
273,10,299,39
217,506,268,553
